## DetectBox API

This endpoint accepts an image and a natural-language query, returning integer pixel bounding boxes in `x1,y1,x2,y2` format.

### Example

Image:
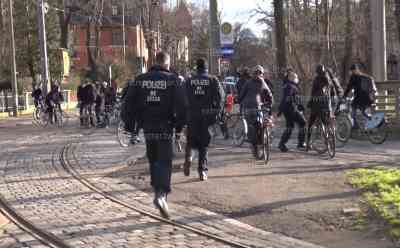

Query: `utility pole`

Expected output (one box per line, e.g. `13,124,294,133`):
8,0,18,117
122,1,126,65
370,0,387,82
37,0,50,94
209,0,220,75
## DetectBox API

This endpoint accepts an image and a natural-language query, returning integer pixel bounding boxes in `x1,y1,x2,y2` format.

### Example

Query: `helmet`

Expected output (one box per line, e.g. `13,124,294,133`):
316,64,326,75
253,65,264,74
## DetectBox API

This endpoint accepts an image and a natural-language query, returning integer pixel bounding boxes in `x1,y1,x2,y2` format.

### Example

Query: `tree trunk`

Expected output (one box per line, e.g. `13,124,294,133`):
342,0,353,83
274,0,287,78
396,0,400,45
86,21,97,78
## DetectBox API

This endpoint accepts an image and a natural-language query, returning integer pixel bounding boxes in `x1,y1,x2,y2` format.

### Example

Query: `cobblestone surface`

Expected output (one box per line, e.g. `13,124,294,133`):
0,119,328,248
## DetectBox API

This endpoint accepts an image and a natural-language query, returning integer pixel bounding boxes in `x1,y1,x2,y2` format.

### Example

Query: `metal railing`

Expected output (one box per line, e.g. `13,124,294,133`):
0,90,72,113
376,81,400,123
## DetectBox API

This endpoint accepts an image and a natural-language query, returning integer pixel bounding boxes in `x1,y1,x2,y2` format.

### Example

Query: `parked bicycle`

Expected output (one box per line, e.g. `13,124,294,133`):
335,98,388,145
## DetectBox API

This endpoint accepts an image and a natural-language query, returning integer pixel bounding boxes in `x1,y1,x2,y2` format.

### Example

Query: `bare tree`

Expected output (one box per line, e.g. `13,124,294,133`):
274,0,287,78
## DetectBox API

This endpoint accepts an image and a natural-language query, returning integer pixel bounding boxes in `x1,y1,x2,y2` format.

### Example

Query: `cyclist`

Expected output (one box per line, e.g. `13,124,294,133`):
343,64,377,129
45,83,64,125
238,65,273,159
236,67,251,97
32,83,44,109
306,65,335,151
104,82,117,127
81,79,97,127
95,82,106,127
278,71,306,152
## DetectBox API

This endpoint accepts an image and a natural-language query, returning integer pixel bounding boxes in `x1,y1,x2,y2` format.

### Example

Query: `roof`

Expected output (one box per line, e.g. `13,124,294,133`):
0,80,11,90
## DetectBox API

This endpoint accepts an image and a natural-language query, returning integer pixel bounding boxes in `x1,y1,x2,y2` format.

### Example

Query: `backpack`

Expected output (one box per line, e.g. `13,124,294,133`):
360,75,377,103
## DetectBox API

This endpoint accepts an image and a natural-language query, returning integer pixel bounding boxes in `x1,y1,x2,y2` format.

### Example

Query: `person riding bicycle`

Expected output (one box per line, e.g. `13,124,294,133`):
32,83,44,109
326,68,344,113
343,64,377,129
103,82,117,127
238,65,273,159
306,65,336,151
80,79,97,127
236,67,251,98
278,71,306,152
95,81,106,127
45,83,64,125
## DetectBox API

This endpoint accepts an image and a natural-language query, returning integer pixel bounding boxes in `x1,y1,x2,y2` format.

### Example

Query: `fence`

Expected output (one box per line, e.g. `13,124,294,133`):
0,90,73,114
375,81,400,124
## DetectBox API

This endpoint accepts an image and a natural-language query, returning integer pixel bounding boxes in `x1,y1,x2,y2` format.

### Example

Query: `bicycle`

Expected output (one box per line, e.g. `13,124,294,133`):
255,107,274,164
335,98,388,145
117,120,132,148
232,110,249,147
32,100,49,127
309,113,336,158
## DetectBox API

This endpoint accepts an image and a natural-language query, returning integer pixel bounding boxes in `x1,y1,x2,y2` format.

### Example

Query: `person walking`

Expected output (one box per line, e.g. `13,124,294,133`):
183,58,225,181
121,52,186,219
277,71,306,152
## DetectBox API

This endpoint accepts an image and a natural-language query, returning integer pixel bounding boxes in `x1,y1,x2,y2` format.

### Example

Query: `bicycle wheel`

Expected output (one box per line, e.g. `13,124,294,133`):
226,113,240,129
55,108,64,128
367,122,388,145
38,109,49,127
117,120,132,148
232,118,247,147
327,124,336,158
335,113,352,144
312,124,328,154
262,126,271,164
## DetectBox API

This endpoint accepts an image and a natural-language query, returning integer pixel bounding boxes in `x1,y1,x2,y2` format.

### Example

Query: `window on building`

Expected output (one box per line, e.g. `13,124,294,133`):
112,5,118,16
112,30,123,46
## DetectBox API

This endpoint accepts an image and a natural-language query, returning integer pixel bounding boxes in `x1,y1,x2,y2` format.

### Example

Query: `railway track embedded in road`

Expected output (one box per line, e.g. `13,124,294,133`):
0,156,72,248
60,143,254,248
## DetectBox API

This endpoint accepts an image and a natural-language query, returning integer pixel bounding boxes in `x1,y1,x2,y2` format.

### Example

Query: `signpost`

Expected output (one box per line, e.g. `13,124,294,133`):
220,22,234,75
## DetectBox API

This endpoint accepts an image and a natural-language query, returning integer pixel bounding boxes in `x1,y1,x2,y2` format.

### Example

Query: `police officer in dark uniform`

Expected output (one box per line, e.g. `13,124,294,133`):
121,52,186,219
183,59,225,181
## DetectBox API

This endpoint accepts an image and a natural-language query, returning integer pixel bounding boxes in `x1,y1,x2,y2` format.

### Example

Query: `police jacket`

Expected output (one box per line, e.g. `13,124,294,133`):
239,77,273,110
121,65,187,135
278,80,303,114
185,70,225,125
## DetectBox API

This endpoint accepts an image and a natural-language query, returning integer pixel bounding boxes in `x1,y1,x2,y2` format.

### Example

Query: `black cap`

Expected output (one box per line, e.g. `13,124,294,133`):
196,58,207,72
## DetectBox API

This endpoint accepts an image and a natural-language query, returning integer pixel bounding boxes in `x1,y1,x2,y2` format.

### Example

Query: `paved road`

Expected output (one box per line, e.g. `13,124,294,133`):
0,118,325,248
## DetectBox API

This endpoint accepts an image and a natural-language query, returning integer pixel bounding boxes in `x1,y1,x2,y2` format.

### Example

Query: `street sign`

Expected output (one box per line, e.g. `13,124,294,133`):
220,22,234,46
220,46,234,56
